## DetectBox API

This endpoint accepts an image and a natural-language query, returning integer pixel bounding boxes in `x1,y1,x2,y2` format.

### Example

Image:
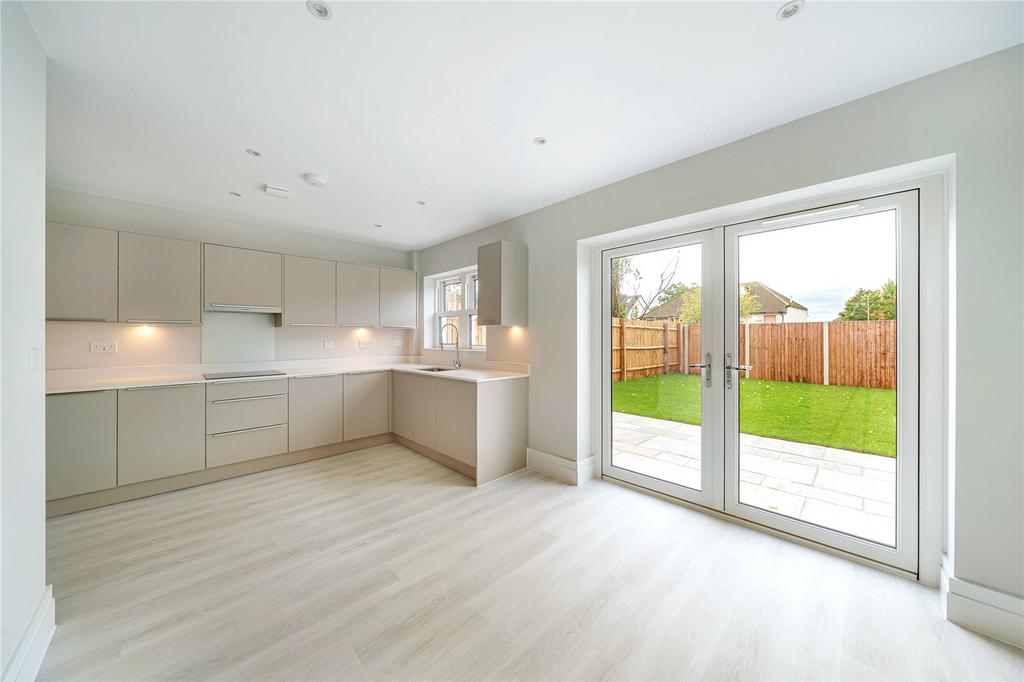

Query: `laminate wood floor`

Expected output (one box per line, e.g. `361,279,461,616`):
42,443,1022,681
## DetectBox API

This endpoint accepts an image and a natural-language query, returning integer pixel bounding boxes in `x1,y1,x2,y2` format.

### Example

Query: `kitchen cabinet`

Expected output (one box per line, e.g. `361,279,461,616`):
379,267,417,328
204,243,283,313
46,222,118,321
477,240,528,327
337,262,380,327
435,379,477,467
391,370,415,441
343,371,389,440
288,374,343,451
46,391,117,500
283,255,336,327
411,373,438,449
118,232,201,323
206,377,289,467
117,384,206,485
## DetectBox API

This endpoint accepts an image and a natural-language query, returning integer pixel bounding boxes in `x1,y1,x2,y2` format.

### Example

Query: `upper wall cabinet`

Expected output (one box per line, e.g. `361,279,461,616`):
283,255,336,327
46,222,118,321
478,240,528,327
204,244,283,313
338,262,380,327
118,232,201,324
379,267,417,328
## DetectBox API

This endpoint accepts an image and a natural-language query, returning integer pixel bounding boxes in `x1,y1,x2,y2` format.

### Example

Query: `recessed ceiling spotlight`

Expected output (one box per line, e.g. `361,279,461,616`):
303,173,327,188
533,136,547,146
416,200,427,206
306,0,332,20
228,191,242,197
776,0,804,21
245,148,262,158
373,223,383,228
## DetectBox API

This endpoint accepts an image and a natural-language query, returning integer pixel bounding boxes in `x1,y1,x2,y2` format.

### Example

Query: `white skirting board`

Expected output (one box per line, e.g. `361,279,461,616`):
941,555,1023,648
2,585,55,682
527,448,596,485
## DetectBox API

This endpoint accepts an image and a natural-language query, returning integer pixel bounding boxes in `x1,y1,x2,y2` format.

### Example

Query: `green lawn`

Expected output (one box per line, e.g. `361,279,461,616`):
612,373,896,456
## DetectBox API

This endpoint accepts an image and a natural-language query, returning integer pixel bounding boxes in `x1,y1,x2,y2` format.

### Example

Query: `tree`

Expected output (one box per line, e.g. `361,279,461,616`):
610,257,638,318
612,252,682,319
657,281,691,306
669,285,757,324
837,279,897,320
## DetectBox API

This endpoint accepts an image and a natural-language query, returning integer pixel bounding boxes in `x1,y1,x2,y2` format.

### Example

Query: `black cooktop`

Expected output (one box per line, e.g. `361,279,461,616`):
202,370,287,380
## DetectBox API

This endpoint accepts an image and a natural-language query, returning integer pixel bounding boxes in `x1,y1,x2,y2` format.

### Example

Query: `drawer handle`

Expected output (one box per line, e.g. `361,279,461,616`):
210,424,285,437
291,373,341,379
209,377,285,384
124,319,200,324
211,394,285,404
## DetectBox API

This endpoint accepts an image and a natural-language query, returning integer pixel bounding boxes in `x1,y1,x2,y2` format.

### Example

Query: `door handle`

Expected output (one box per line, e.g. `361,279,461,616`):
724,353,752,390
689,353,712,388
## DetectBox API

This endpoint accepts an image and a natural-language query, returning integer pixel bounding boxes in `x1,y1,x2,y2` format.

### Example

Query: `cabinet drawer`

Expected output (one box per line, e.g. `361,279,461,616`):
207,394,288,434
205,377,288,401
206,424,288,468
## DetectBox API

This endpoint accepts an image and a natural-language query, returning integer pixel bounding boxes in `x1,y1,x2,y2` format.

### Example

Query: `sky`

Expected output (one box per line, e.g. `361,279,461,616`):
616,210,897,321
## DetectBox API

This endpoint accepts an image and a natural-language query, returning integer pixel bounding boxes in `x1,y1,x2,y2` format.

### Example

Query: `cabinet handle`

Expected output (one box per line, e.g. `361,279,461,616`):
291,373,341,379
124,319,200,324
211,394,285,404
207,304,279,311
209,424,285,437
288,323,333,327
208,377,285,385
47,317,116,322
123,383,202,391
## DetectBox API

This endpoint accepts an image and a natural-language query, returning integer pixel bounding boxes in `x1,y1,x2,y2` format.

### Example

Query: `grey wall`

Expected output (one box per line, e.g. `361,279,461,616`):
1,1,51,673
417,47,1023,602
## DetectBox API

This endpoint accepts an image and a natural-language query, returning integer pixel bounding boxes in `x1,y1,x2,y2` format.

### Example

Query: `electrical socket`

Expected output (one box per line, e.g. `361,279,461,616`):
392,337,404,347
358,339,372,349
90,341,118,353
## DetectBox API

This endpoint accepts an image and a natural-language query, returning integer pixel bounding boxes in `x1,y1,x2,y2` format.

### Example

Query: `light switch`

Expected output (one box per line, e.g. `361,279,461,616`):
358,339,372,349
323,339,334,349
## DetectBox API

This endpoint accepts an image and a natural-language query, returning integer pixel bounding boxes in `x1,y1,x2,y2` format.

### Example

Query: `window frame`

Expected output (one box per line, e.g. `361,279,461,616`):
431,270,485,350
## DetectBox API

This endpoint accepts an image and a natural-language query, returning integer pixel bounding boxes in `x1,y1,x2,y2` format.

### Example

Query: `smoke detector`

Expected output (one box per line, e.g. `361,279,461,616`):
263,184,292,199
303,173,327,188
306,0,332,20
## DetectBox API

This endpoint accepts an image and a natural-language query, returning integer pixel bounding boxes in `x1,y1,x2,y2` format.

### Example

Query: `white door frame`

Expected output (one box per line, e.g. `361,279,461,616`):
601,229,724,509
722,190,919,573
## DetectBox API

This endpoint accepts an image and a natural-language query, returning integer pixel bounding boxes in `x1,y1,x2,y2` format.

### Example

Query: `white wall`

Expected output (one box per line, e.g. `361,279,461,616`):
416,47,1023,621
1,2,54,678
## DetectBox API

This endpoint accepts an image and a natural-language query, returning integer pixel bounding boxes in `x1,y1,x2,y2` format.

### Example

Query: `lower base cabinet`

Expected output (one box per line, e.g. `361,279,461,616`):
118,384,206,485
343,371,390,440
207,424,289,468
46,390,117,500
288,374,343,451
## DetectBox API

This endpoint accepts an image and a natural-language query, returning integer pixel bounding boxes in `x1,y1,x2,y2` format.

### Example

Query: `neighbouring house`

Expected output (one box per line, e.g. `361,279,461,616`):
642,281,808,323
615,294,644,318
740,282,808,323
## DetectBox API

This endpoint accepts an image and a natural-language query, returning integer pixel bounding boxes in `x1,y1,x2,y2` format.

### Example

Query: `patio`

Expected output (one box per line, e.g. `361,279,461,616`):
612,412,896,545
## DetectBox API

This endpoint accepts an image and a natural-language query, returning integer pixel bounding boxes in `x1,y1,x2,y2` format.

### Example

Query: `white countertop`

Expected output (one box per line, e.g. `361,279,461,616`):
45,360,528,394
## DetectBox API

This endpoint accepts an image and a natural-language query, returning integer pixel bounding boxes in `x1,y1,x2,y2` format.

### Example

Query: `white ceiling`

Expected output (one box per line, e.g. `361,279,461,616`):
26,1,1023,251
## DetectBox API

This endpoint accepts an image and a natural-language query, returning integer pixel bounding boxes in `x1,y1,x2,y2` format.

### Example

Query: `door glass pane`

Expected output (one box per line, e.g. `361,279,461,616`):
610,243,703,490
737,210,897,546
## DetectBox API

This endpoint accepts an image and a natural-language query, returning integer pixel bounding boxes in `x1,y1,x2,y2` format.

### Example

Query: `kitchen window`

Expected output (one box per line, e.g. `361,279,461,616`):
432,270,485,349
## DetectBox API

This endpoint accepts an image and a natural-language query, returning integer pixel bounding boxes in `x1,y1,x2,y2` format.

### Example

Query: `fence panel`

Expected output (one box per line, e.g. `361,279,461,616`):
612,318,895,389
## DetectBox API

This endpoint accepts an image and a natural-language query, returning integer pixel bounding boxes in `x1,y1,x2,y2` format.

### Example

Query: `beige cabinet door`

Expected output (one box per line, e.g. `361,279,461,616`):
338,262,380,327
204,243,283,312
391,371,415,440
379,268,417,328
46,222,118,321
46,391,117,500
118,232,201,323
288,375,343,451
477,240,528,326
435,380,477,467
118,384,206,485
343,371,389,440
411,374,437,449
284,255,336,327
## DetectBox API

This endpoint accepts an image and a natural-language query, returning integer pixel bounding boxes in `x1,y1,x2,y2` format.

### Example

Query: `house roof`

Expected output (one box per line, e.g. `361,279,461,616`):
742,282,808,314
642,282,806,320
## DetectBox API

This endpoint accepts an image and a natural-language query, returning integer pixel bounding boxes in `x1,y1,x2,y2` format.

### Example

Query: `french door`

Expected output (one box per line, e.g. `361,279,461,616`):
602,190,919,573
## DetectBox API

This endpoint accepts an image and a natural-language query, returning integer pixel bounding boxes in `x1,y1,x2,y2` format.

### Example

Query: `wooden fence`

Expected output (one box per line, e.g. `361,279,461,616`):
612,318,895,389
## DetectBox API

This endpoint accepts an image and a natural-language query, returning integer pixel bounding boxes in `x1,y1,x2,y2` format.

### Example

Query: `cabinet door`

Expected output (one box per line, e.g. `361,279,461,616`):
338,262,380,327
46,222,118,321
284,255,336,327
379,268,417,328
435,380,477,467
391,371,415,440
118,232,201,323
411,374,437,449
288,375,343,451
118,384,206,485
46,391,117,499
204,244,283,312
343,371,389,440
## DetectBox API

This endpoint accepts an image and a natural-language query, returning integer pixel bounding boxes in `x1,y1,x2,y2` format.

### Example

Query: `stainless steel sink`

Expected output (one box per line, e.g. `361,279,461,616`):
420,367,455,372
